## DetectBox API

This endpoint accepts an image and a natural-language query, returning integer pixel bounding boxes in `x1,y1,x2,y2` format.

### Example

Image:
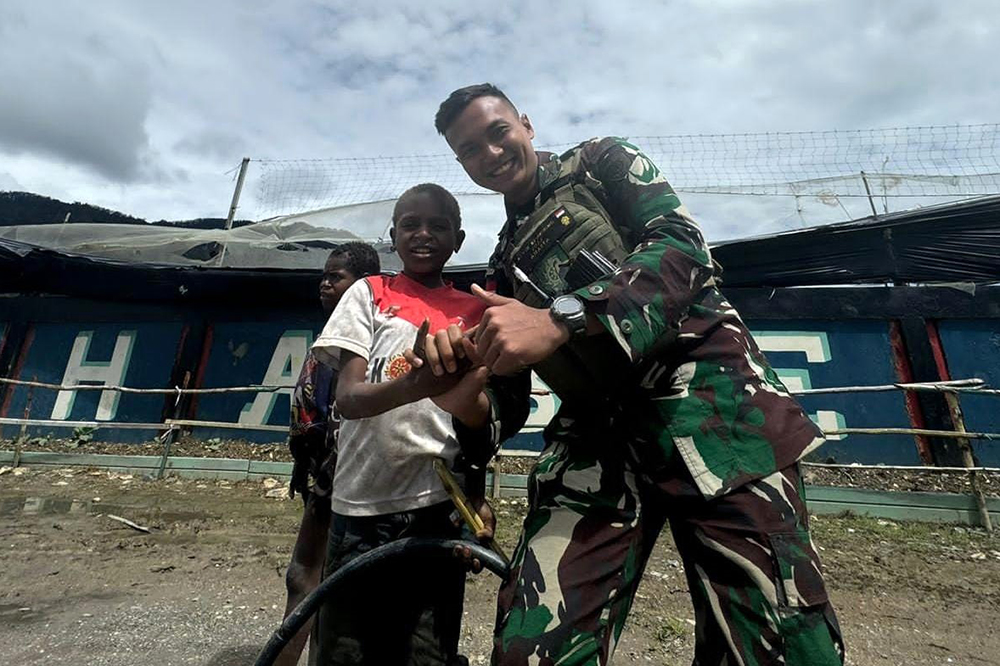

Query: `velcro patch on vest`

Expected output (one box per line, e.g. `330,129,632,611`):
513,206,576,269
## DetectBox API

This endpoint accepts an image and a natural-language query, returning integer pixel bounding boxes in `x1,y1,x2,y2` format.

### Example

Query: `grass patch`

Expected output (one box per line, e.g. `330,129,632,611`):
811,513,994,553
654,616,688,644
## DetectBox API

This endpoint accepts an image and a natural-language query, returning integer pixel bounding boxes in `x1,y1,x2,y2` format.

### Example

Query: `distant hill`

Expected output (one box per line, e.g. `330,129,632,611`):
0,191,252,229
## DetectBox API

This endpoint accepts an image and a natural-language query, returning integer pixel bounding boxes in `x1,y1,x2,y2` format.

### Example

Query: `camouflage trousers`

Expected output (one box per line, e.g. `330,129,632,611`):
492,427,844,666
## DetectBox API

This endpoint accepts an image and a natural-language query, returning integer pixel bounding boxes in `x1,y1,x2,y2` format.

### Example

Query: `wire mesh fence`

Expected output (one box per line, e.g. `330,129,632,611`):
251,124,1000,220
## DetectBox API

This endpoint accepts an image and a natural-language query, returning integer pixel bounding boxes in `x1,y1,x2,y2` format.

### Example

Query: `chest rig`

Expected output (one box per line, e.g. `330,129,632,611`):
495,157,633,409
503,178,628,306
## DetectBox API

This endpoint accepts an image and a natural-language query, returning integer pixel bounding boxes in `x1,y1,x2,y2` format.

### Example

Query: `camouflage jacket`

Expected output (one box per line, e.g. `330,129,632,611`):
486,137,825,498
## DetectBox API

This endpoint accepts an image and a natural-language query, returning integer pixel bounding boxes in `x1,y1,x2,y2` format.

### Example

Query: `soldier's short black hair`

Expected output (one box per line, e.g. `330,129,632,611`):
434,83,518,135
393,183,462,231
327,241,380,278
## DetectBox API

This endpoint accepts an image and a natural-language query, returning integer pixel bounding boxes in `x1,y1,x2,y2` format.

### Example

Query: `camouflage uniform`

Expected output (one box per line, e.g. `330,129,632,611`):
486,138,844,665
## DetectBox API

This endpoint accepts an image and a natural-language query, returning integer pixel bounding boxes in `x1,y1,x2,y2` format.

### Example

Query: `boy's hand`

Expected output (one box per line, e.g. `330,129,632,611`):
403,320,491,426
404,359,464,401
452,496,497,574
404,320,480,376
402,319,469,400
471,495,496,542
432,366,490,427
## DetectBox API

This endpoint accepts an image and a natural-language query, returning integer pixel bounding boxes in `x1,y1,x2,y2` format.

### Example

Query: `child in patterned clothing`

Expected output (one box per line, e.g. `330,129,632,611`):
276,242,380,666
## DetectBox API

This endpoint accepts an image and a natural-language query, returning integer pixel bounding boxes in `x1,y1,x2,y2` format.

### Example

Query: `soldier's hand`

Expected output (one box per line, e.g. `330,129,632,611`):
471,284,570,375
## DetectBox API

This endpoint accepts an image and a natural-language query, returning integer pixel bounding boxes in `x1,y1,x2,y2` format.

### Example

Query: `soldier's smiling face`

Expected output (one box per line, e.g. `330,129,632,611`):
444,96,539,205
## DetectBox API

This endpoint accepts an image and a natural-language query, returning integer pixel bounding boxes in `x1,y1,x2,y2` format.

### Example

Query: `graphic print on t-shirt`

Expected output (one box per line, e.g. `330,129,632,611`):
367,353,414,382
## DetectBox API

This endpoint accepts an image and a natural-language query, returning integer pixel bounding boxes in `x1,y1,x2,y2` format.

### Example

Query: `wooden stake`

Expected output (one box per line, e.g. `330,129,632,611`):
943,392,993,533
12,382,34,469
158,372,190,480
491,457,502,500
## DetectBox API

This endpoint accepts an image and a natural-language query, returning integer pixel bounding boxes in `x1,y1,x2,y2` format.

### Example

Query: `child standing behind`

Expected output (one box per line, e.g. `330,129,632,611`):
311,184,498,666
276,242,380,666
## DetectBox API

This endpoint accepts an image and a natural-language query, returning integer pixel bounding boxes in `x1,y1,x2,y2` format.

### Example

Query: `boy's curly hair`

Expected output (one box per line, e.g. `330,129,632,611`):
328,241,380,277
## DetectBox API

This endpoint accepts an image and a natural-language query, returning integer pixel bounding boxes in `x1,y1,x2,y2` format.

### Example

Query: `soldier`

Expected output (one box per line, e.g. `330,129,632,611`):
426,84,845,665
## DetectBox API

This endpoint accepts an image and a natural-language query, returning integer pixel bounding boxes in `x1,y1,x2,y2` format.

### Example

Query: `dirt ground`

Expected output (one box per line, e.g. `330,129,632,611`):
2,466,1000,666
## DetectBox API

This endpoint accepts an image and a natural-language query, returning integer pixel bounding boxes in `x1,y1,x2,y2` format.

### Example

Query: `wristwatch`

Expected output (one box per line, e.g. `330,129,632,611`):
550,294,587,338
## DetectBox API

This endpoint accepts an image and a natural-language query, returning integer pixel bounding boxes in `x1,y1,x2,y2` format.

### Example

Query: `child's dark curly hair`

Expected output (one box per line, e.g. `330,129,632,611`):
328,241,380,278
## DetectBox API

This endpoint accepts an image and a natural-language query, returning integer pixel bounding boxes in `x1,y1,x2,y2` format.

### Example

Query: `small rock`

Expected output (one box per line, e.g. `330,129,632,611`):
0,466,12,476
970,552,987,561
52,481,70,486
13,468,27,476
265,487,290,499
847,528,856,534
261,478,280,490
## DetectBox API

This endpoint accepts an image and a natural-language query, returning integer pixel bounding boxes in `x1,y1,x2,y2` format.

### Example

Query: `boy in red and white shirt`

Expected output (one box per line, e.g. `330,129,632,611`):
312,183,518,666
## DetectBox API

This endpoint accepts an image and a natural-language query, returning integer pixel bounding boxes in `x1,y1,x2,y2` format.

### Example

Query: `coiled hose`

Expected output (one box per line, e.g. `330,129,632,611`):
253,537,509,666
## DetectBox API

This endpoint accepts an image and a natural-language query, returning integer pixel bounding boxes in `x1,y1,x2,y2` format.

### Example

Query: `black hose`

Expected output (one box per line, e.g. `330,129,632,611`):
253,537,509,666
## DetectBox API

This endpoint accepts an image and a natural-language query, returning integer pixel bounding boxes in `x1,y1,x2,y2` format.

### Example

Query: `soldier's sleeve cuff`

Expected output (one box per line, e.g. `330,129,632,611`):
572,278,647,362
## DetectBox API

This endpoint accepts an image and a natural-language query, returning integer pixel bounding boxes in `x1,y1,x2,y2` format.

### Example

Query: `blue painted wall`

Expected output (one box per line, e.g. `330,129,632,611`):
2,306,995,469
1,323,182,442
192,322,320,443
936,320,1000,467
748,320,918,465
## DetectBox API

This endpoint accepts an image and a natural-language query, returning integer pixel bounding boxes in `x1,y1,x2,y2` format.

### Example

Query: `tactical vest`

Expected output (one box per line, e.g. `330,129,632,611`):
504,180,628,305
496,166,633,409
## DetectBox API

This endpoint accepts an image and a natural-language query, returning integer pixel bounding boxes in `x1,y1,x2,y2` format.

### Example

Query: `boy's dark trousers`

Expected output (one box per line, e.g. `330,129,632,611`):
315,501,469,666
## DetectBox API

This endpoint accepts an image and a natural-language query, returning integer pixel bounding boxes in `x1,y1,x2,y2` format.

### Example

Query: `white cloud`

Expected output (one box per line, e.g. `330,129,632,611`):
0,0,997,250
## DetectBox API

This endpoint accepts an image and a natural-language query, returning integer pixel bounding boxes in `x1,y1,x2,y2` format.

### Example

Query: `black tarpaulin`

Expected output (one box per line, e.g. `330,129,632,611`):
711,196,1000,287
2,196,999,303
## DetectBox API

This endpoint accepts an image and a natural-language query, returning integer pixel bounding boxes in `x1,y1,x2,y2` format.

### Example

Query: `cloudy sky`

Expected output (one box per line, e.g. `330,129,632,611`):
1,0,998,261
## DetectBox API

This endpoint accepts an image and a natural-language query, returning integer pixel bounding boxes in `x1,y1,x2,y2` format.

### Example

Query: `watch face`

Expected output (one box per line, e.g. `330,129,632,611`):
553,296,584,317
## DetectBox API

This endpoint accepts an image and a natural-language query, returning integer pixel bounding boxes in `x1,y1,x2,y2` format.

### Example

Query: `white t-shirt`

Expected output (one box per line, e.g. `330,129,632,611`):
312,274,485,516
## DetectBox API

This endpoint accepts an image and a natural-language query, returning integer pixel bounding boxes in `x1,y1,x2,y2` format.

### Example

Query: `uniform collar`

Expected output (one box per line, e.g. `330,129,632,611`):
535,151,561,192
504,150,559,220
